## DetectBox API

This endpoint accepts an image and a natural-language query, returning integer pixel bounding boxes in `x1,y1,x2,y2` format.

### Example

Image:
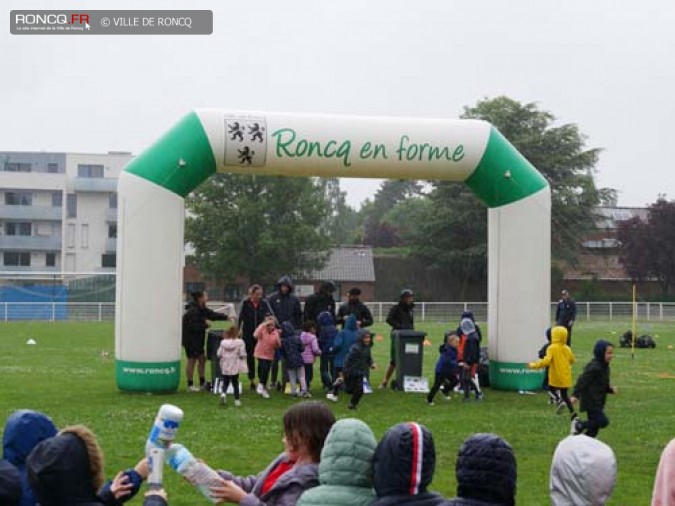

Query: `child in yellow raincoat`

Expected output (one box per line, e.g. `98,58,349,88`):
529,326,577,419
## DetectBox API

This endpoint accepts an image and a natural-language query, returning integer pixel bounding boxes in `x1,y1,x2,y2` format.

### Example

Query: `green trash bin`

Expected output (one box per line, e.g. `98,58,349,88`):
393,330,427,391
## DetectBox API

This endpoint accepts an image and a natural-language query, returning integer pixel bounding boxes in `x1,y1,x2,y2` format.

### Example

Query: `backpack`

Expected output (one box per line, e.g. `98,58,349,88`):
620,331,656,349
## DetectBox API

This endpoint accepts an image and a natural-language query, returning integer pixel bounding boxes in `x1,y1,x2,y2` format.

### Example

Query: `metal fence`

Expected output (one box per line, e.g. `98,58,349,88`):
2,301,675,323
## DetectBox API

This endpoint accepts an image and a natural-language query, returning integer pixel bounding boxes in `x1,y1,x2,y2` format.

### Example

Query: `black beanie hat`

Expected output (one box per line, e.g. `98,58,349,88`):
455,433,517,506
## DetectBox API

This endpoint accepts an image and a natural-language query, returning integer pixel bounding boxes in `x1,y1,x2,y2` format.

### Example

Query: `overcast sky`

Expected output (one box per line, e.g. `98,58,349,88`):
2,0,674,208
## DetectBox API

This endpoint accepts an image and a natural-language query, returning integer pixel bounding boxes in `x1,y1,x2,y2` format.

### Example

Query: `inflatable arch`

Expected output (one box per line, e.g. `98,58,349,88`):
115,110,550,392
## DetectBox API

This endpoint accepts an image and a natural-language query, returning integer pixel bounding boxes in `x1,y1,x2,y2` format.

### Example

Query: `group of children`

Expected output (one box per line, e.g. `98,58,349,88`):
528,325,617,438
215,310,376,410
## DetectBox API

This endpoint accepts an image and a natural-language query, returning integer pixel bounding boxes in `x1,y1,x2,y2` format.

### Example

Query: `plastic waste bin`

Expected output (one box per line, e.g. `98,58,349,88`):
393,330,427,390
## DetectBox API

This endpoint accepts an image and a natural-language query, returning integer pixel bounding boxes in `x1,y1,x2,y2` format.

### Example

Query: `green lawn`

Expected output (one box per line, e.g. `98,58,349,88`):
0,320,673,505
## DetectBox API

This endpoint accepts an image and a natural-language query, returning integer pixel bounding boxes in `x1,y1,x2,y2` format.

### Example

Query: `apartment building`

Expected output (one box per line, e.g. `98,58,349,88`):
0,151,132,274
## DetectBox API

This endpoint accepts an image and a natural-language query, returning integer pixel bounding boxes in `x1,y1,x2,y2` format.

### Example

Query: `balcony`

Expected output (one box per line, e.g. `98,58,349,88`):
0,171,65,191
73,178,118,192
0,205,62,221
0,235,62,251
106,237,117,252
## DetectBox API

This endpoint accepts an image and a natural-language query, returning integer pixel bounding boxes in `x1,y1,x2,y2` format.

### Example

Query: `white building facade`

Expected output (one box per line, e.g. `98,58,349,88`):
0,151,132,274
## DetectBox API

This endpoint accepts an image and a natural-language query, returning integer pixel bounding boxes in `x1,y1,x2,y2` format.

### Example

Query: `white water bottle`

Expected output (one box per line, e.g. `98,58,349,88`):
167,444,221,503
147,447,165,490
146,404,184,453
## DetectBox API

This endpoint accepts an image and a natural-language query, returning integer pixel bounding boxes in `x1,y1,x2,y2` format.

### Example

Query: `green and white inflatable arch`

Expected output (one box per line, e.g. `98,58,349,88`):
115,110,550,392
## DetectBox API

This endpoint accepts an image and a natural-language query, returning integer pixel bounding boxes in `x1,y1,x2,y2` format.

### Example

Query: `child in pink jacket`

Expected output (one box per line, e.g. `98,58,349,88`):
300,321,322,396
254,315,281,399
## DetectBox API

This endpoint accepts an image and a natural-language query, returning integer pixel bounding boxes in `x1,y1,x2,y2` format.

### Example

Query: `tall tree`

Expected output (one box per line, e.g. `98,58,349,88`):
618,198,675,294
362,180,422,247
319,178,361,245
185,174,332,285
414,96,614,284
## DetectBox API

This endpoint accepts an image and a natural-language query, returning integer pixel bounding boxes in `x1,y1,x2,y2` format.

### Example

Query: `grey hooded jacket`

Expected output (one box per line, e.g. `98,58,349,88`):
550,435,616,506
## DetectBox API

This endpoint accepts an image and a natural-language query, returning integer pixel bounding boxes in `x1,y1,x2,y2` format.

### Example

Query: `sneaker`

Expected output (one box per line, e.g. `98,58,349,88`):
428,401,435,406
556,401,565,414
187,385,200,392
443,394,452,401
326,393,338,402
256,384,264,395
347,404,357,410
301,391,312,398
570,416,582,435
220,393,227,405
261,389,270,399
234,400,242,407
475,392,484,402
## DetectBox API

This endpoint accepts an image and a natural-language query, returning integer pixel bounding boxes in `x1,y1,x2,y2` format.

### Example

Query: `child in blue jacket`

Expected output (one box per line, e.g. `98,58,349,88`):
427,333,460,405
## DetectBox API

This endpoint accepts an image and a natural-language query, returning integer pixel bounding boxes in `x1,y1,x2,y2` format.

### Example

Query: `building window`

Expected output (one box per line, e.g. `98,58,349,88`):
66,224,76,248
3,162,31,173
77,164,104,178
47,163,60,173
6,222,32,236
52,192,63,207
4,192,32,206
108,224,117,238
109,193,118,209
3,252,31,266
66,194,77,218
101,253,116,268
81,224,89,248
46,253,56,267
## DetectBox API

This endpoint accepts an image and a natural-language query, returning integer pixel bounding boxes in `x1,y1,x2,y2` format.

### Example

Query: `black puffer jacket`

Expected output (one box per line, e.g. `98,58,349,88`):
573,340,613,412
238,298,274,342
182,301,229,345
267,276,303,330
446,433,516,506
343,330,373,377
372,423,446,506
386,302,414,330
304,282,336,324
280,321,304,370
336,300,373,328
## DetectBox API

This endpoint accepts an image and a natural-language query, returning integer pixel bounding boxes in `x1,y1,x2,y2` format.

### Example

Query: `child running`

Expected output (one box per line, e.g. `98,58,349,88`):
571,340,618,438
281,321,307,398
427,333,460,405
300,321,322,395
459,318,483,401
529,326,577,418
539,328,560,405
217,326,247,407
326,329,375,410
253,315,281,399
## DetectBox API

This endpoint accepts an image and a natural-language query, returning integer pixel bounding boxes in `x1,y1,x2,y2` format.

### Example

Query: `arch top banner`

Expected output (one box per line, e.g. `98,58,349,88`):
125,110,547,208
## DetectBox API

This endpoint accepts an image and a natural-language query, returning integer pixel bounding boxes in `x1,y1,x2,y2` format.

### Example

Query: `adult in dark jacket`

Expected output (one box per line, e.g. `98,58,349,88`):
372,422,446,506
2,409,57,506
0,459,21,506
27,425,143,506
182,291,231,391
571,340,617,438
380,289,415,389
445,433,517,506
336,288,373,329
317,311,338,389
555,290,577,346
303,281,337,325
238,284,274,390
268,276,303,330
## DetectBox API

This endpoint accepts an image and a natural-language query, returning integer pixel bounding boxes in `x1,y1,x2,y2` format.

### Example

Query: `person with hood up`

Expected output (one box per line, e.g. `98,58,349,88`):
550,435,617,506
455,310,483,343
325,314,359,401
652,438,675,506
281,321,307,397
209,402,336,506
380,289,415,389
538,328,560,405
0,460,21,506
317,311,338,390
182,291,231,392
528,326,577,418
336,287,373,329
459,318,483,401
297,418,377,506
571,340,617,438
268,276,303,391
326,329,375,409
445,433,517,506
303,281,337,325
372,422,446,506
2,409,58,506
26,425,145,506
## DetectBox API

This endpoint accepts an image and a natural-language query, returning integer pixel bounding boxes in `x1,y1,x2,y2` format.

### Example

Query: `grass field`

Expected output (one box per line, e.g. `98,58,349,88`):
0,319,673,505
